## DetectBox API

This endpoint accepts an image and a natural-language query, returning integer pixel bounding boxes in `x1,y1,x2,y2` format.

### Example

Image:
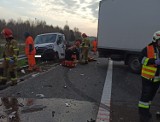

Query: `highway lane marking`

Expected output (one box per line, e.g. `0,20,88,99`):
96,59,113,122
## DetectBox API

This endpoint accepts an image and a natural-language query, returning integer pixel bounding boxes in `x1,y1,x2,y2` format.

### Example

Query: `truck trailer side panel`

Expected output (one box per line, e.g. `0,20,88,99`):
97,0,160,73
98,0,160,51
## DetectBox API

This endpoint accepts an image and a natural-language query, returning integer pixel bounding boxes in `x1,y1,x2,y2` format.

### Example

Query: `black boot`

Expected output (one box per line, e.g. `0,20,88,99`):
0,68,7,85
10,72,17,86
139,108,152,122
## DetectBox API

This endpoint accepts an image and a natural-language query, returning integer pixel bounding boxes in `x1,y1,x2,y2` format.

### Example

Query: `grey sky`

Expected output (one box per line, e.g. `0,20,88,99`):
0,0,101,36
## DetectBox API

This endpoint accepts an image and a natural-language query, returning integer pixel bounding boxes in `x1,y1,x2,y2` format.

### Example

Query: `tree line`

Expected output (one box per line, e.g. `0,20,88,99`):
0,18,82,43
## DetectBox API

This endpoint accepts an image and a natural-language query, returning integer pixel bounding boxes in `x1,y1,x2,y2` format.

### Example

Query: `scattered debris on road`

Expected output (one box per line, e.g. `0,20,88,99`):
36,94,45,98
87,118,95,122
52,111,55,117
65,103,70,107
21,69,26,74
32,73,40,77
21,105,46,113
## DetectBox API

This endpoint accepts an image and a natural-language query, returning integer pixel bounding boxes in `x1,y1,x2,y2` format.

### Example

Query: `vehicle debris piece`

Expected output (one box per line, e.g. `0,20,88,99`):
21,69,26,74
18,103,24,107
36,94,44,98
21,105,46,113
9,111,16,119
80,74,84,76
52,111,55,117
4,108,12,114
87,118,95,122
0,113,5,119
65,103,70,107
63,85,67,88
19,78,24,82
32,73,39,77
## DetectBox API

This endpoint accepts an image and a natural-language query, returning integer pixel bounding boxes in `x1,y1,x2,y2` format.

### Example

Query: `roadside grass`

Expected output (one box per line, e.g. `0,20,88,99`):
17,58,28,68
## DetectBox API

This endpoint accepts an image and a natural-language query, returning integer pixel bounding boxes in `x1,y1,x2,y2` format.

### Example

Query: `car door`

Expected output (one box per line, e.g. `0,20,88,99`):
56,35,66,59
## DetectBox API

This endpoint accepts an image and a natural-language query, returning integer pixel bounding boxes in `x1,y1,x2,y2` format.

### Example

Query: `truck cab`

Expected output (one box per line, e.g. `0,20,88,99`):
34,33,66,61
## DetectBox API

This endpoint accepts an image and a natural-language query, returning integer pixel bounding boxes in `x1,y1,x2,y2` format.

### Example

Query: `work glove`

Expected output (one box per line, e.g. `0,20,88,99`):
9,59,14,64
155,59,160,65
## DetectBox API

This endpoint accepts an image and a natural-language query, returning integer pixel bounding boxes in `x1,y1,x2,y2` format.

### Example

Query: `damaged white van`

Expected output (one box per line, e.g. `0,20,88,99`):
34,33,66,61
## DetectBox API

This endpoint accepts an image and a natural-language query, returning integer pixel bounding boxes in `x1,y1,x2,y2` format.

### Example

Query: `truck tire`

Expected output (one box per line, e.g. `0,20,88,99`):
128,56,141,74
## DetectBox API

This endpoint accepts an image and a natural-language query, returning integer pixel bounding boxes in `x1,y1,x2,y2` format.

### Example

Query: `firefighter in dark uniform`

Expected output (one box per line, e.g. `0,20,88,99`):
1,28,19,86
138,31,160,122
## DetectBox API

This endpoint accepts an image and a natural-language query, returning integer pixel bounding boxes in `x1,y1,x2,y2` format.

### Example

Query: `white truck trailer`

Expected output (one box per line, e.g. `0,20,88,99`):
97,0,160,73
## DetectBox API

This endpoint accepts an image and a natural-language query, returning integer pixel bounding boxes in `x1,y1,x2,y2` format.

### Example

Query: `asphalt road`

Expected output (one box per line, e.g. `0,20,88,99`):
1,58,160,122
0,57,108,122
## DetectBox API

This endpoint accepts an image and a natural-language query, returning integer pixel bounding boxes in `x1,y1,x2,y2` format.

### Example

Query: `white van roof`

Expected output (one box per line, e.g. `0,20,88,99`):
37,32,64,36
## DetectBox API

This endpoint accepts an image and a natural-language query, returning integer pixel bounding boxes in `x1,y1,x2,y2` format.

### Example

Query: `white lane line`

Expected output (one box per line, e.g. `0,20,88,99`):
96,59,113,122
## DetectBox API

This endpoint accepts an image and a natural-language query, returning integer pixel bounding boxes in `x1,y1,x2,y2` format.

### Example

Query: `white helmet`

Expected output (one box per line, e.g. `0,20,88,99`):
153,31,160,42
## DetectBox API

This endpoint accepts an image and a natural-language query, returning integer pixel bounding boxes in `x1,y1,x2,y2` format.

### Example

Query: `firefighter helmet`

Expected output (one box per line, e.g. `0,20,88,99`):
153,31,160,42
82,33,87,38
1,28,13,38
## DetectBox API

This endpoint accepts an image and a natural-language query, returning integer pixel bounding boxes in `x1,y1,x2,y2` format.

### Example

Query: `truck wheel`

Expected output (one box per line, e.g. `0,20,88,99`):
128,56,141,74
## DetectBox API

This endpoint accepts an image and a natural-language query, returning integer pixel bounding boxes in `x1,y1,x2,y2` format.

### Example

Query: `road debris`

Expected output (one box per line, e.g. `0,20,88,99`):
0,114,5,119
80,74,84,76
63,85,67,88
9,111,16,119
21,69,26,74
21,105,46,113
87,118,95,122
36,94,44,98
52,111,55,117
32,73,39,77
65,103,70,107
19,78,24,82
18,103,24,107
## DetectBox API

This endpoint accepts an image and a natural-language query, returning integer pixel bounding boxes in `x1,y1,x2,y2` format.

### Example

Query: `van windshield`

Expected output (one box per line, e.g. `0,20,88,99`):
34,34,57,44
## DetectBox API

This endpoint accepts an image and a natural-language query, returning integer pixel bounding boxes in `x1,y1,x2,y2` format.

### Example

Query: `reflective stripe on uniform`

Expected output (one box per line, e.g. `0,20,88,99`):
5,57,10,61
141,65,157,78
11,77,17,81
0,76,7,80
141,57,149,65
142,65,157,71
13,48,19,51
153,76,160,82
138,101,150,109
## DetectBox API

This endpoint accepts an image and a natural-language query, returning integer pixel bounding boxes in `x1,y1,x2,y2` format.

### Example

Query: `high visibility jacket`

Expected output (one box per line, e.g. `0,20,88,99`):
81,37,90,48
92,40,97,51
141,45,158,80
3,39,19,61
25,36,36,55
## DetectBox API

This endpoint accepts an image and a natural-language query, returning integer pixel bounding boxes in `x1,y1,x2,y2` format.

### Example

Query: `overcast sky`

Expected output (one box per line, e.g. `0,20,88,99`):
0,0,101,36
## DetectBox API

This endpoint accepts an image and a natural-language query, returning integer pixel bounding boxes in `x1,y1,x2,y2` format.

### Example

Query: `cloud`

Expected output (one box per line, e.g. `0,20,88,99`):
87,1,99,19
0,0,101,36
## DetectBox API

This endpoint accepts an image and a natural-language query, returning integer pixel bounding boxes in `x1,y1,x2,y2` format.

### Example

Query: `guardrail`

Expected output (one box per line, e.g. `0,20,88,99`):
0,55,27,63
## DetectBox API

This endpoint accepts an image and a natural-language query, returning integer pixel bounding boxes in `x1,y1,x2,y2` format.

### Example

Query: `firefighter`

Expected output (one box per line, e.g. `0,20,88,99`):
80,33,90,64
138,31,160,122
24,32,36,71
1,28,19,86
